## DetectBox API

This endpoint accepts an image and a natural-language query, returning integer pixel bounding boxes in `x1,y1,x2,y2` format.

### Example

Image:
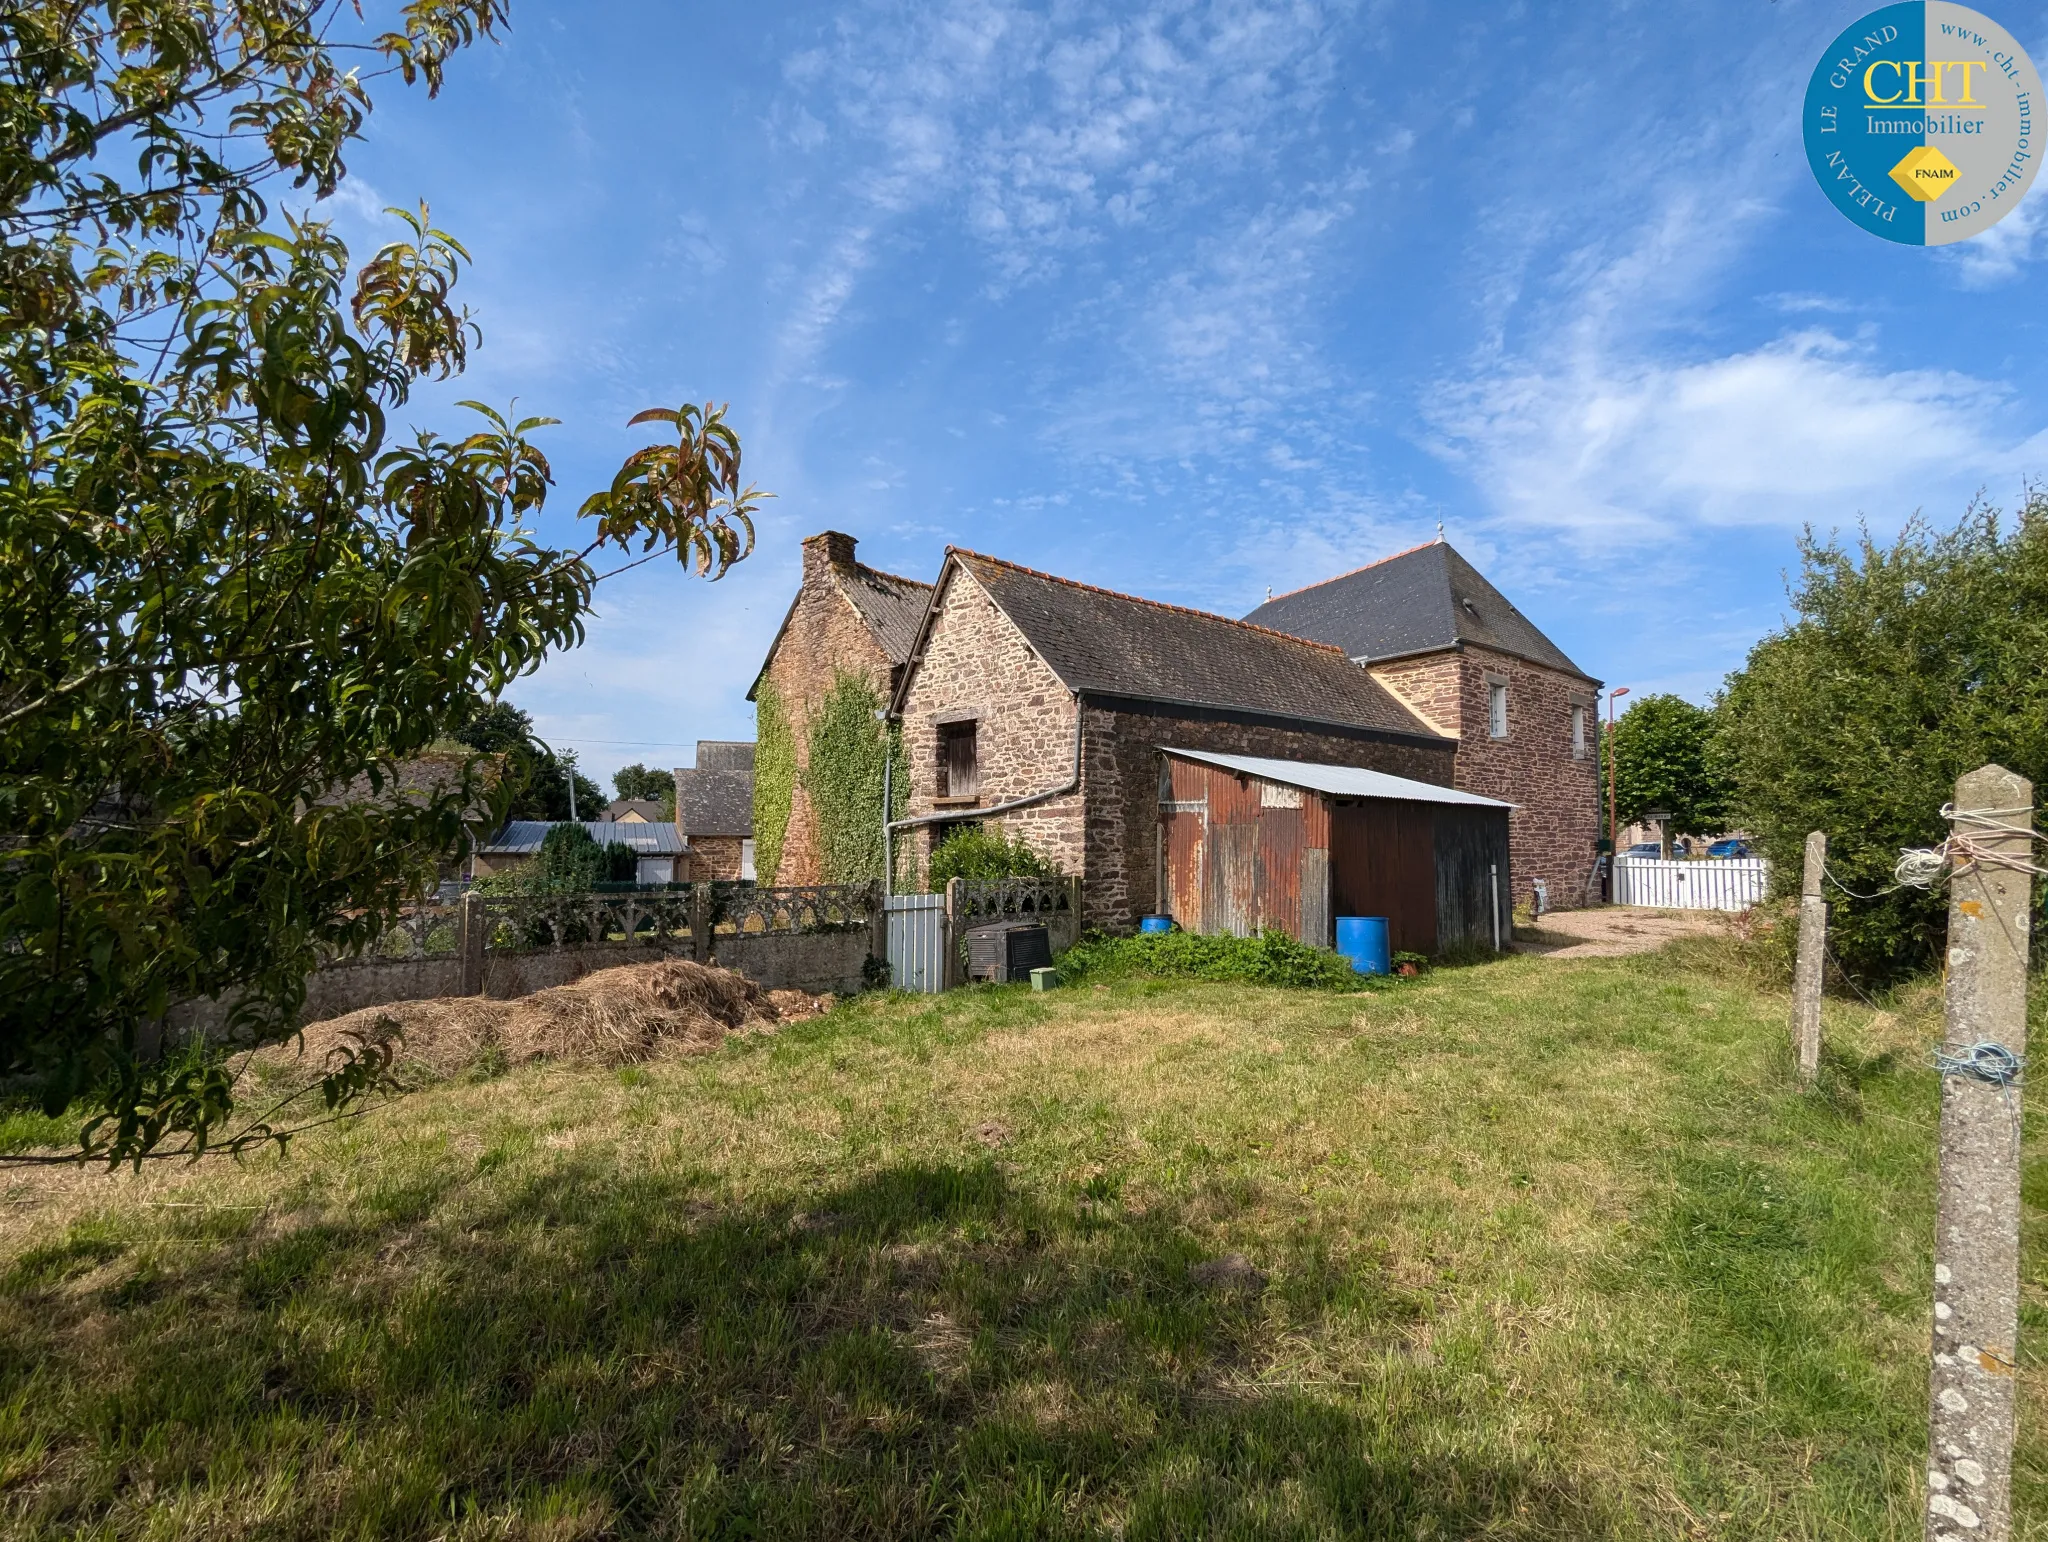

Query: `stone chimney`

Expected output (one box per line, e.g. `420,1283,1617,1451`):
801,530,858,582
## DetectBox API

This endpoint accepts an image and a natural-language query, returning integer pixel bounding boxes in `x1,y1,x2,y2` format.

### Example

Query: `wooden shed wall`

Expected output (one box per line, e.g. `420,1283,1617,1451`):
1328,801,1438,955
1433,805,1512,952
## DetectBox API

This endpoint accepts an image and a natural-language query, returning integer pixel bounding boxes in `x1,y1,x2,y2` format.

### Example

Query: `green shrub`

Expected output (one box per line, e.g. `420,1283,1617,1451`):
1716,502,2048,982
928,828,1060,886
1056,928,1381,991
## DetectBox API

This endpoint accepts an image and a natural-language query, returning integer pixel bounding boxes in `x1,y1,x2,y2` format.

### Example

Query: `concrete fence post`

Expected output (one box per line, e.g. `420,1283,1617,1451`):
1793,830,1827,1082
1925,764,2034,1542
689,884,711,966
459,891,485,997
943,877,964,990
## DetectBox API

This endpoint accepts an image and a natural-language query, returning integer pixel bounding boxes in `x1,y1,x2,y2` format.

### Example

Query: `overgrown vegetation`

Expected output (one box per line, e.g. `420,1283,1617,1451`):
1602,693,1731,840
805,672,905,884
0,2,763,1160
1,944,2036,1537
752,681,797,885
1058,927,1378,990
1716,501,2048,981
927,827,1061,886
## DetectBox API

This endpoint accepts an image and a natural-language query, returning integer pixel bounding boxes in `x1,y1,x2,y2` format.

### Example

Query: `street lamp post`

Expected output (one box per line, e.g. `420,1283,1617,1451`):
1606,686,1630,852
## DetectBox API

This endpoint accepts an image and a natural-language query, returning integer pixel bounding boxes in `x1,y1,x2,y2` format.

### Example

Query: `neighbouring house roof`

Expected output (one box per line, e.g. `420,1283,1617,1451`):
1241,540,1595,681
747,544,934,702
1163,747,1515,809
676,769,753,839
892,550,1443,742
603,799,666,823
481,820,689,856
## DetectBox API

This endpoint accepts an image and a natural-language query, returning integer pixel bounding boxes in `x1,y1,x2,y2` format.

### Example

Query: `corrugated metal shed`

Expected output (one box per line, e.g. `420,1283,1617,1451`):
1157,749,1510,956
1160,748,1513,810
481,820,688,856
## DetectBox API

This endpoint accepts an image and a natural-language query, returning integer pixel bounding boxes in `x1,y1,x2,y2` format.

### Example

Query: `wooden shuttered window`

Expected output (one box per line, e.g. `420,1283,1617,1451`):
937,720,979,799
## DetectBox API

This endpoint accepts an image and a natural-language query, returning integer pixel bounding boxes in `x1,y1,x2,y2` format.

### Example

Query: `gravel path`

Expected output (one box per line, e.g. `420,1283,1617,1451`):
1513,906,1730,959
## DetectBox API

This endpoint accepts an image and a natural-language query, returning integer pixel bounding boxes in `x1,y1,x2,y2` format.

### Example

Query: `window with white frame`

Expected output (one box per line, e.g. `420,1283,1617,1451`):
1487,680,1509,739
1571,704,1587,759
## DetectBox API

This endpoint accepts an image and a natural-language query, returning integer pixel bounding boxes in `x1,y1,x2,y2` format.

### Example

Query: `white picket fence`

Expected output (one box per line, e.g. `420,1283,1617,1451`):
1612,856,1770,912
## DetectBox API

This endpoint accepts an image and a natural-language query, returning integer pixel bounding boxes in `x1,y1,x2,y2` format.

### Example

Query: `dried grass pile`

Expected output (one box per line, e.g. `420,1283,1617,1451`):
271,960,830,1079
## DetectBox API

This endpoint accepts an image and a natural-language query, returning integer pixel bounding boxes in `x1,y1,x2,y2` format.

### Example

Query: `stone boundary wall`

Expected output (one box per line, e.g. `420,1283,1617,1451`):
170,926,877,1040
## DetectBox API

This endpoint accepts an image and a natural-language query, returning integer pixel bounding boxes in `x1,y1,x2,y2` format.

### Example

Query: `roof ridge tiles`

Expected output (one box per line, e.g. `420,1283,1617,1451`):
1256,537,1443,608
948,547,1351,659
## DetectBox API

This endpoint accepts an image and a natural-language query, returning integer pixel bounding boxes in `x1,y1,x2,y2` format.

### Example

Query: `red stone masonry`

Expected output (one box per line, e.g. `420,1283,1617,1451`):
1373,647,1601,910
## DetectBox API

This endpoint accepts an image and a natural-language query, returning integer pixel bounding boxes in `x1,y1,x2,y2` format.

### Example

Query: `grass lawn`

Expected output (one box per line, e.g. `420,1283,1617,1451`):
3,938,2046,1539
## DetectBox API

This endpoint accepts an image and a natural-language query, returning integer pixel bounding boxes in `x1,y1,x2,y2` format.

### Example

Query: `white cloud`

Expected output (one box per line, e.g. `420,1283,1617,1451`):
1942,187,2048,288
1432,331,2028,540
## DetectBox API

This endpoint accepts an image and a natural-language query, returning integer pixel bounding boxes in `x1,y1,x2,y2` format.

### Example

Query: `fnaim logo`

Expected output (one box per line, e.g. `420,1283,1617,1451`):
1805,3,2042,244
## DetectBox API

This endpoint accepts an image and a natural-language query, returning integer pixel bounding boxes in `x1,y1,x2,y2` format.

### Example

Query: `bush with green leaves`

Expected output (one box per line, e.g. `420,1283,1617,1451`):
806,673,905,883
0,1,764,1160
1057,929,1381,991
1716,503,2048,982
928,828,1061,886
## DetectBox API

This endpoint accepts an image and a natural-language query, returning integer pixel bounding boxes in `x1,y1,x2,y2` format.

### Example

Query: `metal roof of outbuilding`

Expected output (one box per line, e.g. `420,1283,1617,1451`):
1161,748,1515,809
481,820,689,855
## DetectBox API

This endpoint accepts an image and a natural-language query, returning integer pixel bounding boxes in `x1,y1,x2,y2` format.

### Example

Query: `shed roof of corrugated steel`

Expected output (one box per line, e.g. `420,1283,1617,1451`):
1161,747,1515,809
482,820,689,855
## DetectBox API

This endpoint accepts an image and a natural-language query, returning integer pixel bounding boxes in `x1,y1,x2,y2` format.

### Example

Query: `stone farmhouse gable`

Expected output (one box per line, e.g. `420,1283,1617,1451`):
1245,539,1603,910
888,549,1458,929
748,532,932,884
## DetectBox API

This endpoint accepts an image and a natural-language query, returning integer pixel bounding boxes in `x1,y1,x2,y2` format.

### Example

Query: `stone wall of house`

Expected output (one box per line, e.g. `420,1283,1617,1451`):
1376,647,1600,911
685,836,748,882
896,567,1085,883
759,532,899,884
1079,702,1458,931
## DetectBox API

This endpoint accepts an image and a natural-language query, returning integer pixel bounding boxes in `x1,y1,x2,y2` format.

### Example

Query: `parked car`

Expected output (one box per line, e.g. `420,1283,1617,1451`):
1620,842,1664,860
1706,838,1754,859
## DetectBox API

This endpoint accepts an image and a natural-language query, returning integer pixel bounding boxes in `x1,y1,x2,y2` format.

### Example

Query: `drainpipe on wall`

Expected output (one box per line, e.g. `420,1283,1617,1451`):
884,694,1086,886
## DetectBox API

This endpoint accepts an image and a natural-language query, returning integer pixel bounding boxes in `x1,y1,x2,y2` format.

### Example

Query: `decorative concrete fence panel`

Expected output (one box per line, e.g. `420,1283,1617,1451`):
171,882,886,1037
1613,856,1770,913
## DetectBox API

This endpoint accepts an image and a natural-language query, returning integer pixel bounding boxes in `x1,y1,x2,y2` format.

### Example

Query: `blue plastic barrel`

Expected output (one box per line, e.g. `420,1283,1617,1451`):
1335,916,1391,975
1139,915,1175,934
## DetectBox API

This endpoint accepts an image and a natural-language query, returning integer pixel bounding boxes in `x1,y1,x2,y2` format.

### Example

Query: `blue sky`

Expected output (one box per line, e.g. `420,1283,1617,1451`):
316,0,2048,791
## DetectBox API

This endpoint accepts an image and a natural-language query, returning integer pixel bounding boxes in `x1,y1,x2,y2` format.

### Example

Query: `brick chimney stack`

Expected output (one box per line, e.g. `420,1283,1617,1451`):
801,530,858,581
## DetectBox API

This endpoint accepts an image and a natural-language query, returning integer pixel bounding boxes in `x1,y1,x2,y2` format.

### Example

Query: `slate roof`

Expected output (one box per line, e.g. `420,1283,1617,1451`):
1241,540,1594,680
1162,748,1513,808
675,768,753,839
483,821,687,856
897,551,1441,741
748,550,934,701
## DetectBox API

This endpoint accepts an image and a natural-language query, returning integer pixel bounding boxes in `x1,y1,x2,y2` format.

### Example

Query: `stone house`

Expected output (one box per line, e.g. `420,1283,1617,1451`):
747,532,931,884
672,740,756,881
887,549,1456,930
1244,539,1602,910
602,799,666,824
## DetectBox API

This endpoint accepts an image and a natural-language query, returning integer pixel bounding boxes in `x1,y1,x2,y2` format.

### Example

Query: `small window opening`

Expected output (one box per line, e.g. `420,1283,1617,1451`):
1571,704,1587,759
1488,681,1509,740
937,720,979,799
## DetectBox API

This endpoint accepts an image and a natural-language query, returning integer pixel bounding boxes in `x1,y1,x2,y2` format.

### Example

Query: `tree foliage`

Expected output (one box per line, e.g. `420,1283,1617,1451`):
1602,694,1731,839
611,763,674,814
1716,503,2048,981
0,1,762,1159
452,700,601,820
